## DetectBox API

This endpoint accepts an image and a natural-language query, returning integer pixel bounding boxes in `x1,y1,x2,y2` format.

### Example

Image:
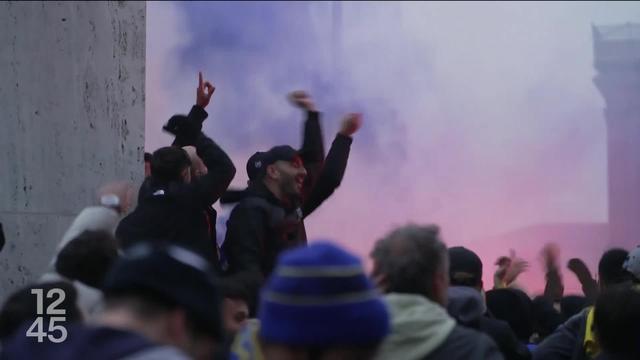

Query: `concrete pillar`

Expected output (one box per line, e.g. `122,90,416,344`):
593,23,640,249
0,1,145,300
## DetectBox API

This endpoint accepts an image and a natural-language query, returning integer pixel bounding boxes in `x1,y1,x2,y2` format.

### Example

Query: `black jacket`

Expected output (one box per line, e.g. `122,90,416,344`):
0,323,189,360
425,326,505,360
116,106,236,265
220,111,352,310
447,286,531,360
532,308,592,360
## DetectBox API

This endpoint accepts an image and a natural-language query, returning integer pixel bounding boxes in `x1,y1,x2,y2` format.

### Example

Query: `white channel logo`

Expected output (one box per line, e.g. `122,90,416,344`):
26,288,68,343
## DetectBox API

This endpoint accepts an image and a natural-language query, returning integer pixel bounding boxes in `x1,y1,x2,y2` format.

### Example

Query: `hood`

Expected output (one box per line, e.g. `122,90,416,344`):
40,205,120,317
222,182,299,212
136,178,184,203
374,293,456,360
220,182,273,206
137,177,154,203
46,206,120,273
446,286,486,326
55,206,120,255
220,188,251,204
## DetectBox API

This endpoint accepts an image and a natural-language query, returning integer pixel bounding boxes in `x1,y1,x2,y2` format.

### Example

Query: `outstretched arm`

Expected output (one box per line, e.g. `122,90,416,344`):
163,72,216,147
191,133,236,207
220,91,321,205
542,243,564,302
289,91,325,197
567,258,598,303
187,73,236,205
494,250,529,289
302,113,362,218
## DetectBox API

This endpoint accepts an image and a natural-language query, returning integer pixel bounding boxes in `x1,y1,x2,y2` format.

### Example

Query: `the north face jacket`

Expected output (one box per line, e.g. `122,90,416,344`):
117,106,236,266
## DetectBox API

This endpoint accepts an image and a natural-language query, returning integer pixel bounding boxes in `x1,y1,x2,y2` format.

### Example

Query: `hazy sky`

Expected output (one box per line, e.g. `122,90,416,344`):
146,1,640,294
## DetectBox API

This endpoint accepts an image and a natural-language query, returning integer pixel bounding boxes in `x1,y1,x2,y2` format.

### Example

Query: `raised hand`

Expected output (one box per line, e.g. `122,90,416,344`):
494,257,510,289
288,90,316,111
541,243,564,301
504,256,529,286
339,113,363,137
97,181,135,214
567,258,592,281
494,250,529,288
196,71,215,109
568,258,599,301
541,243,561,269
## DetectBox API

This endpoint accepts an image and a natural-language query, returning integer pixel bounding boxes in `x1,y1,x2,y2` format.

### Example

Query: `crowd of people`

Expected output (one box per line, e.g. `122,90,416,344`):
2,72,640,360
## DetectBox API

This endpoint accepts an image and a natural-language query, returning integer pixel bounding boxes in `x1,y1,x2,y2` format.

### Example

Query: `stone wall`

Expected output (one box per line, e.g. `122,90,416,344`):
0,1,145,301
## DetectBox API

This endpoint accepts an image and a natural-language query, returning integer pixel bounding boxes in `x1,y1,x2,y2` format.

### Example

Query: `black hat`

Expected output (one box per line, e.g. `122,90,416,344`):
103,243,222,338
162,114,201,147
448,246,483,287
246,145,299,181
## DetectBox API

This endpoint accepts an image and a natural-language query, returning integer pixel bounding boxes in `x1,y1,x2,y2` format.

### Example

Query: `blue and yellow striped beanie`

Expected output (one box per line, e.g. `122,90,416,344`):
258,241,390,346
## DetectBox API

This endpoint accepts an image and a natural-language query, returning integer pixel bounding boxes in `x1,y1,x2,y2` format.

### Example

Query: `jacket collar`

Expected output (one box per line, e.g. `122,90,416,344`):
247,182,300,211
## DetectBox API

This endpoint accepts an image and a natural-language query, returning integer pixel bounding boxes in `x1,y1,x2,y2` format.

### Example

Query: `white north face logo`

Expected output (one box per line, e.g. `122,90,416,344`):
255,161,262,168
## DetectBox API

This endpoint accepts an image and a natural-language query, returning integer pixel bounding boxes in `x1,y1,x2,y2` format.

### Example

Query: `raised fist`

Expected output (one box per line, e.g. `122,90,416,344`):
541,243,561,269
494,250,528,288
339,113,363,137
288,90,316,111
196,71,215,109
97,181,135,214
567,258,593,282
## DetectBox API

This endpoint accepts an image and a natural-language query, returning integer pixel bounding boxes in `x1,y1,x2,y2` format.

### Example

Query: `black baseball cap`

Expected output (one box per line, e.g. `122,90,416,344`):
246,145,299,181
448,246,483,287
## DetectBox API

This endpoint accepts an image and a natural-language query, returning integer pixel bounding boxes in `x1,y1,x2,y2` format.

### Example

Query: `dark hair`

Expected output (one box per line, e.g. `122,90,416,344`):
150,146,191,183
144,152,152,162
0,281,82,339
218,281,249,303
594,284,640,358
104,288,179,319
598,248,631,288
104,288,216,339
370,224,447,298
560,295,589,320
486,288,533,343
55,230,119,289
531,296,563,341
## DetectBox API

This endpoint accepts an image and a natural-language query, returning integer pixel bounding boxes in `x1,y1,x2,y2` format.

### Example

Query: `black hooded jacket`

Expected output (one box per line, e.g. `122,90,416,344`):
220,111,352,311
116,106,236,266
447,286,532,360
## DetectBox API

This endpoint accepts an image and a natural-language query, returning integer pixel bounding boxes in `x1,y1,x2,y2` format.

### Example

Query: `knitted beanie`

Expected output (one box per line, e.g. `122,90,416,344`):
258,241,390,346
103,243,223,339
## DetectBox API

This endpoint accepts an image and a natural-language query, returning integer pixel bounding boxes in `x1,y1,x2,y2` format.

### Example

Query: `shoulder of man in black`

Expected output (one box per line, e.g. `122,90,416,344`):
222,199,270,275
220,200,273,316
479,316,531,360
532,308,589,360
425,324,505,360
